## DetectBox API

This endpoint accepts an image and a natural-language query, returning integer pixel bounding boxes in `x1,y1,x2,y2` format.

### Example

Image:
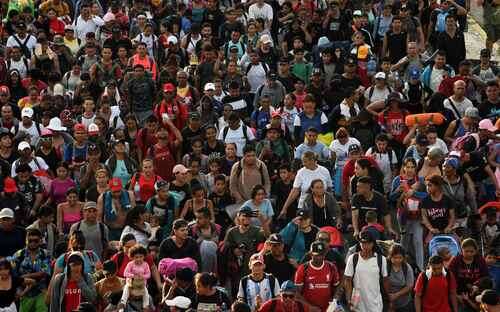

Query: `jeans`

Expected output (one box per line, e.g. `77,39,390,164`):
401,219,424,271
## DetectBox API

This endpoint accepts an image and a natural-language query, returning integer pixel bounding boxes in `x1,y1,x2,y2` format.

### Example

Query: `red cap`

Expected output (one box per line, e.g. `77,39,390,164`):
163,83,175,92
0,85,9,95
108,177,123,192
271,111,281,118
3,177,17,193
73,123,86,132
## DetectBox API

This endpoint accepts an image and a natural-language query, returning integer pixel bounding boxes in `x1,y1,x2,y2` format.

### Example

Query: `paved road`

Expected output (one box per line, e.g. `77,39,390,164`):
466,2,500,61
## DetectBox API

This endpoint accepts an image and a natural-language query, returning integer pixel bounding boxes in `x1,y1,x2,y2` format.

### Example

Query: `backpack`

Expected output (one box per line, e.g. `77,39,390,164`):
13,122,42,137
95,62,121,88
6,57,29,74
12,35,33,58
435,9,449,33
352,252,387,305
240,273,276,304
302,260,339,293
234,160,265,186
75,221,108,251
368,85,392,103
246,62,269,75
224,41,246,59
420,269,452,301
222,124,250,142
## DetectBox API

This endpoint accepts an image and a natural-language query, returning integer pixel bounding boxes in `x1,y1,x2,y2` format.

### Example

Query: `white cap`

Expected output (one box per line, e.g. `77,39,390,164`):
375,72,386,80
167,35,178,45
88,123,99,134
53,83,65,96
47,117,67,132
103,12,116,22
21,107,34,118
260,34,272,45
0,208,14,219
353,10,363,16
17,141,31,151
164,296,191,309
204,82,215,91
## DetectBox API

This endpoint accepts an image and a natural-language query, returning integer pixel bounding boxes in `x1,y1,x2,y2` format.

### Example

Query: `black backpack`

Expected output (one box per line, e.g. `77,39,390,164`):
75,221,108,251
352,253,387,306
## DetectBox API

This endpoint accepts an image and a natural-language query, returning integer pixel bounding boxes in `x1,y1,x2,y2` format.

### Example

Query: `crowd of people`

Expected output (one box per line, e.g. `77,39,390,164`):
0,0,499,310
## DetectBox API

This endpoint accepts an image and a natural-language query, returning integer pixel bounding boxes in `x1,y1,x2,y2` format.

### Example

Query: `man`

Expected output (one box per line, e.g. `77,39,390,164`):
6,46,30,78
383,16,407,65
253,71,287,108
345,231,389,312
124,64,156,125
12,141,49,177
473,49,499,84
421,50,455,94
128,42,158,81
154,82,189,134
414,255,458,312
12,228,51,312
391,42,427,80
89,46,122,89
245,50,270,97
0,208,26,258
248,0,273,30
12,107,41,146
72,3,104,44
0,102,19,130
478,80,500,119
218,112,255,157
258,280,309,312
26,206,58,257
338,57,362,91
147,125,181,182
262,234,296,284
202,0,224,34
159,219,201,266
443,80,474,120
428,0,466,49
181,112,203,155
229,144,271,203
436,15,466,72
69,201,109,259
351,176,396,238
294,127,330,161
295,241,341,311
6,22,37,58
14,163,44,218
238,253,280,311
364,72,392,104
279,210,320,265
133,22,158,59
0,177,30,226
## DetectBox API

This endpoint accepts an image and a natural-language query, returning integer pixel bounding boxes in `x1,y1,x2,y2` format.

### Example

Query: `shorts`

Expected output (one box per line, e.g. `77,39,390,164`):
485,23,500,41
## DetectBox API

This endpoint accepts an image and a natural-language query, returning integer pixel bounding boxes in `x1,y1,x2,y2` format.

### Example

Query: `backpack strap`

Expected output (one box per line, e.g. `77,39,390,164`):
241,275,249,303
267,274,276,298
447,97,462,119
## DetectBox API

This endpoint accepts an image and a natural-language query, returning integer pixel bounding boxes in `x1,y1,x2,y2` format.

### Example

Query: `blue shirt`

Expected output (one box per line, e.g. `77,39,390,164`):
295,142,330,161
242,199,274,227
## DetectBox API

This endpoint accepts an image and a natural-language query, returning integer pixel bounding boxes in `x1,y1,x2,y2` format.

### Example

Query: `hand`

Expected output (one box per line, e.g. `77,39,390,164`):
388,228,398,240
430,228,440,234
233,248,243,257
389,293,398,302
353,230,360,239
444,226,453,234
278,209,287,220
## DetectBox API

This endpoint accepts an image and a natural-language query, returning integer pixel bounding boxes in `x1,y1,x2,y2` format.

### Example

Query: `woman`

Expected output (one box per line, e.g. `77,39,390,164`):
448,238,489,312
390,157,427,271
120,206,152,247
241,185,274,228
56,188,83,234
303,179,341,228
241,20,260,50
0,259,33,312
105,139,138,187
203,125,225,157
181,183,214,222
35,129,60,175
182,138,209,173
129,158,162,207
145,180,179,240
421,174,456,236
49,252,97,312
7,69,27,104
280,151,333,218
350,158,385,196
84,167,109,202
47,162,76,206
193,273,231,310
53,231,102,276
220,143,239,176
442,157,477,228
329,127,361,197
0,130,16,164
189,208,221,273
387,244,415,312
123,113,140,161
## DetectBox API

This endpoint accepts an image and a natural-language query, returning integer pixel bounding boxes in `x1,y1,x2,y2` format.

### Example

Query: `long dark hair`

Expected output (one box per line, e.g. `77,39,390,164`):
125,207,151,237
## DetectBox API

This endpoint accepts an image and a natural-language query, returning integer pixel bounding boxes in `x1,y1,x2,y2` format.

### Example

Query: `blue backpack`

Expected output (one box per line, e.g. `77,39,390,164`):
435,9,449,32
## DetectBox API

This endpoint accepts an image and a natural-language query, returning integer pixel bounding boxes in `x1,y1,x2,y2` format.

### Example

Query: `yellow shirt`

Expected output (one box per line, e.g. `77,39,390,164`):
39,0,70,16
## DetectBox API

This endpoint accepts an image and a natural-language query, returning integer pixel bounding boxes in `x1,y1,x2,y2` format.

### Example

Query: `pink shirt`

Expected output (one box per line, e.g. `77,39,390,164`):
123,261,151,280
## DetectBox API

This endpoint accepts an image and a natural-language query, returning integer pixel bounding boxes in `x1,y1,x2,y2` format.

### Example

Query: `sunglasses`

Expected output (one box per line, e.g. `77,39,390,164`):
282,294,295,299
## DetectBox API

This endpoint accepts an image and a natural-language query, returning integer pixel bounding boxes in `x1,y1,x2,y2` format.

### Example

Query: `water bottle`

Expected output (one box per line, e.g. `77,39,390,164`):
367,58,377,77
220,302,228,312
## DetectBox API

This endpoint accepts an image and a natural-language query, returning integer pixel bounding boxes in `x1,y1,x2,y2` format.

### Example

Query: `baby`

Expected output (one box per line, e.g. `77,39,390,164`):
119,245,151,311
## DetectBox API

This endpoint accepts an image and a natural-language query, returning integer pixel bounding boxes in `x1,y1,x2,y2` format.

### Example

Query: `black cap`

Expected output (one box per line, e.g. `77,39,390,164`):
112,139,127,147
189,111,201,119
176,267,195,282
86,32,95,39
479,290,499,305
111,25,122,33
359,230,375,243
73,302,96,312
348,144,361,153
268,233,283,244
345,57,357,66
239,206,254,217
485,207,497,216
279,56,289,63
312,67,322,76
387,92,403,103
481,48,491,57
416,133,429,146
87,143,100,154
267,71,278,80
310,241,327,254
296,209,311,218
102,260,117,275
16,22,26,29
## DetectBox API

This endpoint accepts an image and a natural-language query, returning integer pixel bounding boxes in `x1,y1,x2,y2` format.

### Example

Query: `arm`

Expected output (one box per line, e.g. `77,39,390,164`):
449,0,467,15
444,120,457,144
421,208,435,232
96,194,104,222
78,276,97,303
391,56,409,72
415,293,422,312
56,204,63,233
344,276,353,307
382,34,388,58
351,208,360,237
366,100,385,116
179,200,191,220
280,188,300,218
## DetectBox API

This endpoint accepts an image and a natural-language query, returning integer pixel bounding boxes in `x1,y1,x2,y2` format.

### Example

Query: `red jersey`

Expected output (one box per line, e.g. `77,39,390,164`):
130,174,162,203
342,156,379,191
154,99,188,134
414,271,457,312
378,110,408,143
147,143,176,182
295,261,340,311
64,280,81,312
258,299,310,312
135,128,158,159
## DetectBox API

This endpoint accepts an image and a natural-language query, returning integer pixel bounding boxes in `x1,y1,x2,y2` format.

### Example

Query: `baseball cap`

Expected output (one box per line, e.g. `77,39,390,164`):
83,201,97,210
310,241,327,255
296,209,311,218
17,141,31,151
268,233,283,244
167,35,178,45
281,280,297,293
67,251,84,264
387,92,403,103
3,177,17,193
164,296,191,309
427,146,444,160
73,123,86,132
480,48,491,58
21,107,34,118
204,82,215,91
0,86,9,95
16,22,26,29
409,66,420,80
0,208,14,219
172,164,189,174
375,72,386,80
267,71,278,80
416,133,429,146
443,157,459,169
260,34,272,45
238,205,254,217
465,107,480,119
189,111,201,119
249,253,264,266
108,178,123,192
163,83,176,92
87,143,100,154
312,67,322,76
479,118,497,132
345,57,357,66
359,230,375,243
353,9,363,16
479,289,499,305
88,123,99,136
348,144,361,153
85,32,95,39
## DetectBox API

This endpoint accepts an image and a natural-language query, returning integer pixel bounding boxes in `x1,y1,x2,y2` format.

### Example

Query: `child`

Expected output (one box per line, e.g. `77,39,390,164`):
485,250,500,294
290,48,313,85
437,247,453,268
279,94,299,141
78,98,97,129
208,174,234,233
149,215,161,241
119,245,151,311
206,156,222,195
271,164,296,229
361,210,385,241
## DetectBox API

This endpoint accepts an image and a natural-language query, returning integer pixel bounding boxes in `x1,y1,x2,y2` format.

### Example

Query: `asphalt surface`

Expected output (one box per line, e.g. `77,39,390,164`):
466,2,500,61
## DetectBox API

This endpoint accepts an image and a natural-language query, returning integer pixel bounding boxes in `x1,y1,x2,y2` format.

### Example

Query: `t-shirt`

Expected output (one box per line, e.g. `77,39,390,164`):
217,125,255,157
366,148,398,193
344,253,388,312
351,191,388,229
378,110,408,143
419,194,455,231
110,253,155,278
329,138,361,168
264,254,296,284
194,289,231,311
414,272,457,312
111,159,131,187
64,280,81,312
443,97,474,119
258,299,310,312
295,261,340,310
293,165,333,209
237,275,280,311
388,264,414,308
448,255,489,294
69,221,108,259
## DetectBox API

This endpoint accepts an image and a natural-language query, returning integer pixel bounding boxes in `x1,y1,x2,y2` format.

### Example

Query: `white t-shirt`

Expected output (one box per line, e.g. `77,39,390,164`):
73,15,105,41
345,253,388,312
217,125,255,157
293,165,333,208
6,34,37,55
248,3,274,24
429,67,446,92
133,33,158,57
12,156,49,177
364,86,391,104
246,63,268,92
237,275,280,311
330,137,361,168
428,138,449,155
443,96,474,119
365,148,398,193
11,122,41,146
6,58,30,78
